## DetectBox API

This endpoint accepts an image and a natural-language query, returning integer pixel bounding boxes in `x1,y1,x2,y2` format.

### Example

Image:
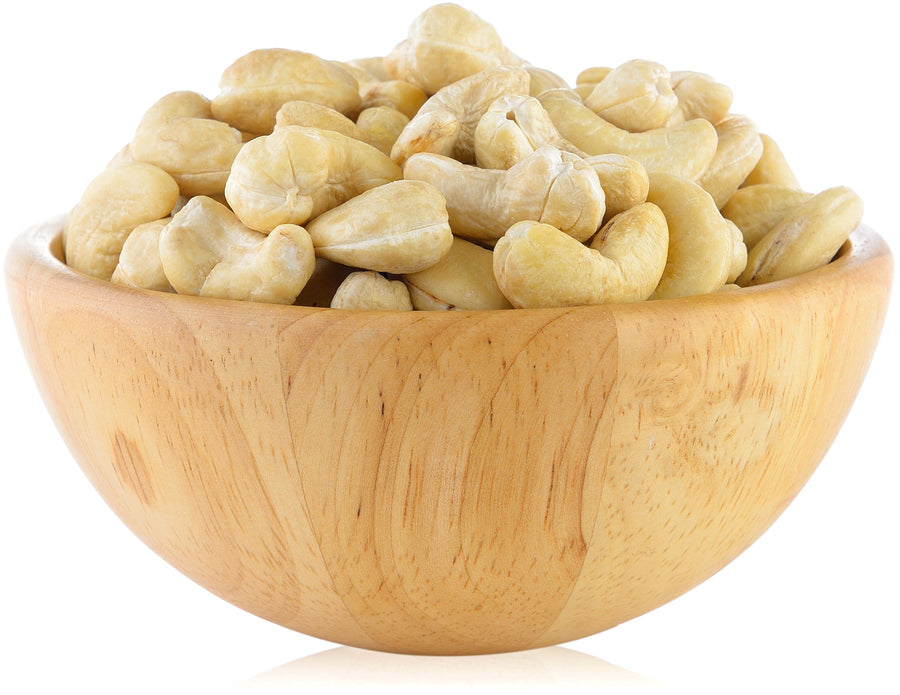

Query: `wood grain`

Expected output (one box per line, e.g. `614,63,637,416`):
5,220,893,654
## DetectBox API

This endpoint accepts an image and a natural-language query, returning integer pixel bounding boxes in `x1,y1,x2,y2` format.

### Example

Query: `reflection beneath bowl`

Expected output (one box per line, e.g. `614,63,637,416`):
237,645,667,693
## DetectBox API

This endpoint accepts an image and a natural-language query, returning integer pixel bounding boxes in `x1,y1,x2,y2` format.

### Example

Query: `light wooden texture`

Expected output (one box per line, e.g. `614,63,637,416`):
5,220,893,655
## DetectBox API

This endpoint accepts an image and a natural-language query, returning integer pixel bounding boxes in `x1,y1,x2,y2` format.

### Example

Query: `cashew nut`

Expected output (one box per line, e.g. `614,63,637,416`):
741,133,802,189
331,271,414,311
384,3,508,94
582,154,650,222
390,65,531,166
65,162,180,280
737,186,863,286
492,202,669,308
646,172,745,298
538,88,718,180
404,235,512,310
696,114,763,208
304,179,452,274
359,80,428,120
224,125,402,232
355,106,410,156
275,100,364,141
721,184,814,248
110,218,174,292
159,196,315,303
403,146,605,244
583,59,678,132
473,94,583,169
129,91,244,197
211,49,360,135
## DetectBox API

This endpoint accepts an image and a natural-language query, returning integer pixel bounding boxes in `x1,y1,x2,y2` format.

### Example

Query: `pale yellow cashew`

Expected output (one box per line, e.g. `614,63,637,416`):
305,180,452,274
696,114,764,208
721,184,814,248
331,271,414,311
211,49,360,135
225,125,402,232
355,106,410,156
741,133,802,189
492,202,669,308
384,3,508,94
582,154,650,222
403,146,605,244
404,235,512,310
65,162,180,280
737,186,863,286
646,172,745,298
538,88,718,180
358,80,428,120
159,196,315,303
129,91,243,197
473,94,583,169
275,101,364,141
111,218,174,292
583,59,678,132
666,71,733,125
390,65,531,166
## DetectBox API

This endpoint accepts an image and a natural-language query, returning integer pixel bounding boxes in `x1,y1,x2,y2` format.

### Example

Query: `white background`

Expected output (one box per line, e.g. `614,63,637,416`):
1,1,897,693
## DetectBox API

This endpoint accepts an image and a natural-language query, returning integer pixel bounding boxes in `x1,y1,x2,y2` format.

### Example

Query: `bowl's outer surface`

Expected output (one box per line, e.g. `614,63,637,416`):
5,221,893,655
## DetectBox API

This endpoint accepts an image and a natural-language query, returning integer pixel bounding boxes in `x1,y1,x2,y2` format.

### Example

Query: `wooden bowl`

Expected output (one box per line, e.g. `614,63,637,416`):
5,220,893,655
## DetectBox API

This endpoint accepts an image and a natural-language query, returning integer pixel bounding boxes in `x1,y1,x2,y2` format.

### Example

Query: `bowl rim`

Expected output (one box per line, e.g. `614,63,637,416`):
6,216,893,317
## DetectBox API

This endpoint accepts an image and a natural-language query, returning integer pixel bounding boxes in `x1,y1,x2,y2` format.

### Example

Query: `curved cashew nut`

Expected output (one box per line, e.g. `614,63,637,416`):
741,133,802,189
666,71,733,126
474,94,583,169
275,100,365,141
384,3,508,94
404,235,512,310
646,172,745,298
225,125,402,232
696,114,763,208
404,145,605,243
129,91,243,197
721,184,814,248
582,154,650,222
737,186,863,286
583,59,678,132
390,65,531,166
492,202,669,308
65,162,180,280
159,196,315,303
331,271,414,311
211,49,360,135
538,88,718,180
305,180,453,274
111,218,174,292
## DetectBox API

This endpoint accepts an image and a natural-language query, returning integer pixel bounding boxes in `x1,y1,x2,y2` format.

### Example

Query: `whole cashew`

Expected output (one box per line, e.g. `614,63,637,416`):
741,133,802,189
65,162,180,280
211,48,361,135
384,3,508,94
275,100,365,141
404,235,512,310
538,88,718,180
492,202,669,308
473,94,583,169
390,65,531,166
403,146,605,243
646,172,745,298
129,91,243,197
737,186,863,286
583,59,678,132
225,125,402,232
305,179,453,274
159,196,315,303
331,271,414,311
110,218,174,293
696,114,763,208
721,184,814,248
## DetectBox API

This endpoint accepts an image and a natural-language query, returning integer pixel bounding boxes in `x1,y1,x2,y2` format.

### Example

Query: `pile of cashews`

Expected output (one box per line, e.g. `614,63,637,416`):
63,2,864,310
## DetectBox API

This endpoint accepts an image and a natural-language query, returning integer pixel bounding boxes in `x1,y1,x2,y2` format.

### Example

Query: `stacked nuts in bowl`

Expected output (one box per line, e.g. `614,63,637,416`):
64,2,863,311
